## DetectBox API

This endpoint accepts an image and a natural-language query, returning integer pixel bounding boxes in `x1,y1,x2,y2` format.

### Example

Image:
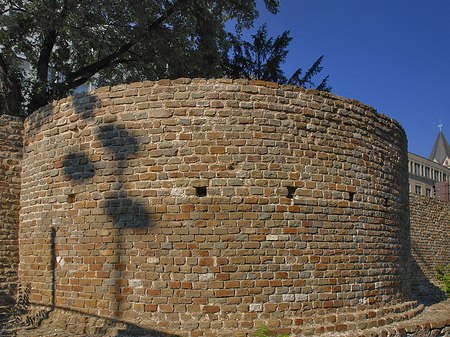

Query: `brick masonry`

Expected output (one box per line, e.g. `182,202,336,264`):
0,114,23,316
15,78,416,336
409,193,450,303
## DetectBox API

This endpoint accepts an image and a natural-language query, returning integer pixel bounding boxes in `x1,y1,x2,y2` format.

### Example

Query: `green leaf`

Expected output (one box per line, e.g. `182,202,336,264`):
436,264,450,297
253,325,271,337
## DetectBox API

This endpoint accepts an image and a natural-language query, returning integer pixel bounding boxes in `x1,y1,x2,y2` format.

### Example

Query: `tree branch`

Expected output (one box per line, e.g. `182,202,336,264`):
64,0,188,92
27,1,73,112
0,52,22,116
0,53,9,76
35,29,58,82
2,1,26,14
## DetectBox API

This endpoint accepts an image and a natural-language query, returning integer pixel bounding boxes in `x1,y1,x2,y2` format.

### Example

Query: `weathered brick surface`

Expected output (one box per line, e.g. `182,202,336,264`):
0,114,23,316
18,79,413,335
338,299,450,337
409,193,450,303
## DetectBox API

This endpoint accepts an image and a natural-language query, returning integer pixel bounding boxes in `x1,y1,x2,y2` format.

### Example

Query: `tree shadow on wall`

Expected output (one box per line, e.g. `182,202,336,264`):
63,96,151,228
63,151,95,182
58,92,160,331
410,244,445,306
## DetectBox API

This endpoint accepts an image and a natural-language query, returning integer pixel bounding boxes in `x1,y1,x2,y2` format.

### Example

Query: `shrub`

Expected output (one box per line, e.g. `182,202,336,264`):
436,264,450,297
253,325,289,337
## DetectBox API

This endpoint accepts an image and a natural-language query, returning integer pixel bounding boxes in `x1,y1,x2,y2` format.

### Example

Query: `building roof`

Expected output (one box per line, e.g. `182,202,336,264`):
429,130,450,167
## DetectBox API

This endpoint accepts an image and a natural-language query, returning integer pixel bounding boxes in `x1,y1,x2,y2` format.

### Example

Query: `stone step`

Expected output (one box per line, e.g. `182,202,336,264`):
291,301,424,336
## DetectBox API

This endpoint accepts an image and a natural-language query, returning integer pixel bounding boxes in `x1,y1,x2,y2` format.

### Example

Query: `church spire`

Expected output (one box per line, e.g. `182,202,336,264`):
429,125,450,168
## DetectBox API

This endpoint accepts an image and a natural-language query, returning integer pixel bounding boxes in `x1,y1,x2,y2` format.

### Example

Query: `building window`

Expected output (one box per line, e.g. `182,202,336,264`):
414,163,421,175
444,173,448,181
425,166,430,178
434,170,440,181
415,185,422,194
426,188,432,197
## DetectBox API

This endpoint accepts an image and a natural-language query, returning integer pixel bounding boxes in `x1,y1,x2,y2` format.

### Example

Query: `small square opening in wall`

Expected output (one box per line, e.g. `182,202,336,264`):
195,186,207,197
349,191,356,202
287,186,297,199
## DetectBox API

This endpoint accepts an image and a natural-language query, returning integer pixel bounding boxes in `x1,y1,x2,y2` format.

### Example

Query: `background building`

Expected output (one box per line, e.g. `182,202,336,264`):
408,129,450,200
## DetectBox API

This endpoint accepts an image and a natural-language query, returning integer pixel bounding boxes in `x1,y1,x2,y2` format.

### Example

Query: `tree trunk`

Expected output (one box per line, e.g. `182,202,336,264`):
0,57,22,117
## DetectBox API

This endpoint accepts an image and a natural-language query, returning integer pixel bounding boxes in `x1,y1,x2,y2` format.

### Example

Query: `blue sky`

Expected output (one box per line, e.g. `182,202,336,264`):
241,0,450,158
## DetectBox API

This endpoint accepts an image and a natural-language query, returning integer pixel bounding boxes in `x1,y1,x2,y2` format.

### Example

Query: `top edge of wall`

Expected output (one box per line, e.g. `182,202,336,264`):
25,78,404,134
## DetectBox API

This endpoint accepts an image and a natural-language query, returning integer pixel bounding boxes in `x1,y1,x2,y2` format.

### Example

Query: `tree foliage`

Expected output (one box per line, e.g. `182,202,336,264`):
0,0,280,115
224,24,331,91
0,0,330,117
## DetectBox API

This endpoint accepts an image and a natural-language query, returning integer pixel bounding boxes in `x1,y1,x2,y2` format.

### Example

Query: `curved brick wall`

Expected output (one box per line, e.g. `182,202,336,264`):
0,114,22,316
19,79,412,335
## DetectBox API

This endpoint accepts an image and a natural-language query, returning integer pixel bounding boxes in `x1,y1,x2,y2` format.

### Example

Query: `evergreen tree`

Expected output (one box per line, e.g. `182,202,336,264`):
224,25,331,91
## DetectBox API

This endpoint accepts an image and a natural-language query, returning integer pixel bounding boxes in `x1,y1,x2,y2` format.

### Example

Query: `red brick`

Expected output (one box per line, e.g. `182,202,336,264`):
203,305,220,313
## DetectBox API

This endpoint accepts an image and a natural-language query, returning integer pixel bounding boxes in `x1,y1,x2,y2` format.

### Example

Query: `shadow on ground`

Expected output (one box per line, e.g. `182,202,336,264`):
0,305,179,337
